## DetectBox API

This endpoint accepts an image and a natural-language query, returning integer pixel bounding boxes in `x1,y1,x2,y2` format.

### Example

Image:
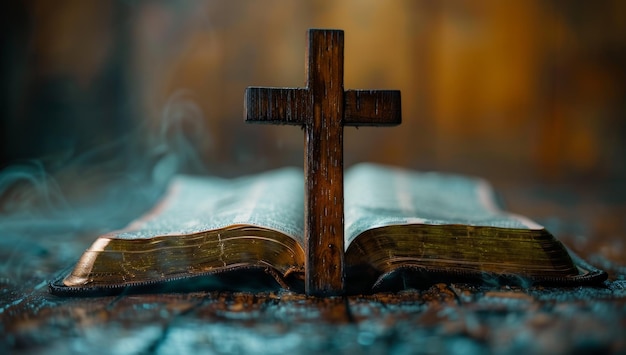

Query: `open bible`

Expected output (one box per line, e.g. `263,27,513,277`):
50,164,606,296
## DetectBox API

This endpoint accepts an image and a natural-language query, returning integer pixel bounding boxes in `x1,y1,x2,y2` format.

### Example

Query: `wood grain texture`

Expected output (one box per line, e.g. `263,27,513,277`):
245,29,401,296
245,88,308,124
344,90,401,126
303,29,345,296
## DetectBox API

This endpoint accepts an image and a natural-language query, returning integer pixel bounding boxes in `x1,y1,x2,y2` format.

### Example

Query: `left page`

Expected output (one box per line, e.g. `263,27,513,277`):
53,168,306,295
111,168,306,241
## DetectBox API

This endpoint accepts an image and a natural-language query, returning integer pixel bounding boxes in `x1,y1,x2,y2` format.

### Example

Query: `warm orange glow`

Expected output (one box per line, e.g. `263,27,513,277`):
5,0,626,183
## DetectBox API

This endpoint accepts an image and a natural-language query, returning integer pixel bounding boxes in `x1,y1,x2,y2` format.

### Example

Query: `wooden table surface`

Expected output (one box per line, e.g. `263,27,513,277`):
1,181,625,354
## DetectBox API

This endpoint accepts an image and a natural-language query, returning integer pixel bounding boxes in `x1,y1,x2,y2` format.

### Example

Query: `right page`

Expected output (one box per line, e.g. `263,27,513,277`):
343,163,606,292
344,163,540,243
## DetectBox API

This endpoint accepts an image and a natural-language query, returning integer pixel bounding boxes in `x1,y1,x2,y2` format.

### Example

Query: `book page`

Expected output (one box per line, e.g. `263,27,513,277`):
344,163,543,246
113,168,305,245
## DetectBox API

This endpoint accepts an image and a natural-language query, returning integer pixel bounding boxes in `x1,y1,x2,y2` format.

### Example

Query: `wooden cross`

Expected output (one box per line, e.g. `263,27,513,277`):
244,29,401,296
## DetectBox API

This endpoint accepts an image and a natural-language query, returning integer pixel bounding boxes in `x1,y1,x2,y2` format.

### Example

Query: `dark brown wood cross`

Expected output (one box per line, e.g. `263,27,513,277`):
244,29,401,296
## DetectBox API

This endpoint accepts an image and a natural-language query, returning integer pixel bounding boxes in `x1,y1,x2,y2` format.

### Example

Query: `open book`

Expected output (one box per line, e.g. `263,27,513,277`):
50,164,606,296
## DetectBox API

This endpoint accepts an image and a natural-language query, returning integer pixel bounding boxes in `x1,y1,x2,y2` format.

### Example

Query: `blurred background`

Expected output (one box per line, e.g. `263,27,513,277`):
2,0,625,185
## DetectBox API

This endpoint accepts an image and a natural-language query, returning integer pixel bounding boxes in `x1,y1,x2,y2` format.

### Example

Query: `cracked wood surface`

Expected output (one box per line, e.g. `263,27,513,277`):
1,184,625,354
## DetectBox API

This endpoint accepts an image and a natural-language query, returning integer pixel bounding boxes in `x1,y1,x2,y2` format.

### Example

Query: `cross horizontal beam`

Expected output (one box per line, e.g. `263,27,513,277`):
245,88,401,126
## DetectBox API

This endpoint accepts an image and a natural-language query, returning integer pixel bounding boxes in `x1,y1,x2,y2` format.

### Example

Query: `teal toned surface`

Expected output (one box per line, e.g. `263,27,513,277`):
1,179,625,354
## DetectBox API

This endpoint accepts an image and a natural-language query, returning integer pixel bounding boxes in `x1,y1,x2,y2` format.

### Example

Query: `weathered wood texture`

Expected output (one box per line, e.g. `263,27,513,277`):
245,29,401,296
0,183,625,353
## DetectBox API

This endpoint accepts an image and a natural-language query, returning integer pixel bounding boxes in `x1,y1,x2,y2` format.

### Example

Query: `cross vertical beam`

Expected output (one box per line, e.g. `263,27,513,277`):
244,29,401,296
305,30,345,296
